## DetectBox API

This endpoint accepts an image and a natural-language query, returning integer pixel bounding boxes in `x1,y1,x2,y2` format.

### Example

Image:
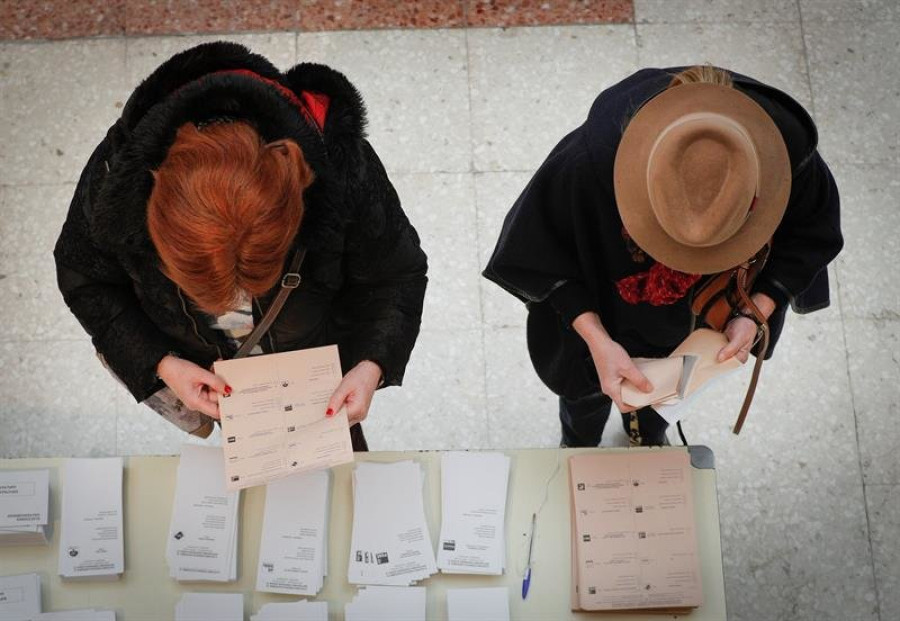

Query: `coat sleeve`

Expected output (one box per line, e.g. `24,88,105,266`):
53,139,178,402
754,150,843,311
482,134,598,328
332,140,428,387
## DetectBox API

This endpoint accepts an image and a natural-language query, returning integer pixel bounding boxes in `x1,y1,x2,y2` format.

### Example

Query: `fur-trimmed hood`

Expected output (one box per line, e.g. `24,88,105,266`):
89,41,369,254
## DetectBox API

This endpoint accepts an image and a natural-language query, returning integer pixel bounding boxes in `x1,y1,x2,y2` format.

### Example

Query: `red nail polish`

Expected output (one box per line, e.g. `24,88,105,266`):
224,385,232,395
326,408,334,417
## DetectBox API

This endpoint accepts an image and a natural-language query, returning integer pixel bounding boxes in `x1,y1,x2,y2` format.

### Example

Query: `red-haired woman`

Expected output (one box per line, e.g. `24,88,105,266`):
54,43,427,449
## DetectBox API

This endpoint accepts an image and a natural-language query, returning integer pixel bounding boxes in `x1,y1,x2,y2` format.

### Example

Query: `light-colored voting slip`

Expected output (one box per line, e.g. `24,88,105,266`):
58,458,124,580
25,610,115,620
348,461,437,586
251,600,328,621
0,573,41,621
166,445,239,582
256,470,330,596
214,345,354,492
621,329,742,414
345,586,426,621
0,470,49,547
447,587,510,621
437,452,510,575
175,593,243,621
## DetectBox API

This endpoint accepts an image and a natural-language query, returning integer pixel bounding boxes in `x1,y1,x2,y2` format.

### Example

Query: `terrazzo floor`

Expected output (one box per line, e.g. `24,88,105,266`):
1,1,899,620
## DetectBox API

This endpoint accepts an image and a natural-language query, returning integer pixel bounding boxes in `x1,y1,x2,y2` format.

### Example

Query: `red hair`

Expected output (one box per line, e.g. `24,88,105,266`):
147,122,314,315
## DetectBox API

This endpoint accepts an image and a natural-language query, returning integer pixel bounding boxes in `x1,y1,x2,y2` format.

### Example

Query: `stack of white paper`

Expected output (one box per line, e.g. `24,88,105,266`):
0,470,50,546
345,586,426,621
0,573,41,620
348,461,436,586
58,458,124,580
166,445,240,582
437,452,510,575
175,593,242,621
251,600,328,621
256,470,330,596
447,587,510,621
30,610,116,620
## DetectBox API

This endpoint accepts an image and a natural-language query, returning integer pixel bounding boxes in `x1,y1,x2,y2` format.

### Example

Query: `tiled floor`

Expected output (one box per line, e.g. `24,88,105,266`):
1,2,898,620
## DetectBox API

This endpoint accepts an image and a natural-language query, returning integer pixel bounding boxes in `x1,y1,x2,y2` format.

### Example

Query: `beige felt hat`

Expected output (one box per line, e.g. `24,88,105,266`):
613,82,791,275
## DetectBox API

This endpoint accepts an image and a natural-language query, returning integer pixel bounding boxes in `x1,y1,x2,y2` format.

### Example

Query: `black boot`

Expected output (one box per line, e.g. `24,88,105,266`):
621,407,669,446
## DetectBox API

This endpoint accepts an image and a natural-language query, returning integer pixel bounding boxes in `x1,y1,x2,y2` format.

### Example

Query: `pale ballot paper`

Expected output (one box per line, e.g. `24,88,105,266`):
447,587,511,621
166,445,239,582
251,600,328,621
58,458,124,580
29,610,116,620
348,461,437,585
175,593,243,621
345,586,426,621
0,470,50,546
256,470,330,595
0,573,41,621
437,452,510,575
215,345,354,491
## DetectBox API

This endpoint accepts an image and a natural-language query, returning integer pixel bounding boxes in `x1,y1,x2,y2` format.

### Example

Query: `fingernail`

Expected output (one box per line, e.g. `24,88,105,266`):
224,385,232,395
326,408,334,417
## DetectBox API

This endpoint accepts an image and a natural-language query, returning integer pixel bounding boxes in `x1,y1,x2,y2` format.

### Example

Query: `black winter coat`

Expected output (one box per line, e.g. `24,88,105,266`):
54,42,428,403
483,68,843,399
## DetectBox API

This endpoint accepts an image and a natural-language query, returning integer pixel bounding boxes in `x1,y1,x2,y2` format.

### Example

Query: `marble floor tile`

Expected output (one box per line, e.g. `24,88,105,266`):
0,340,118,458
465,0,634,27
299,0,466,31
468,25,637,172
474,171,534,328
866,483,900,621
297,29,470,174
0,0,125,40
845,318,900,485
392,173,481,332
719,482,878,621
830,163,900,320
0,39,128,185
799,0,900,22
0,252,86,342
676,310,861,492
364,329,489,452
0,183,73,261
636,21,813,110
805,19,900,164
635,0,798,23
126,33,297,90
125,0,298,36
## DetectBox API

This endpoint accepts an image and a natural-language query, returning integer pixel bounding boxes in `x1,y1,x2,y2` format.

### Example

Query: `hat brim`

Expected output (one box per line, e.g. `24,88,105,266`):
613,83,791,275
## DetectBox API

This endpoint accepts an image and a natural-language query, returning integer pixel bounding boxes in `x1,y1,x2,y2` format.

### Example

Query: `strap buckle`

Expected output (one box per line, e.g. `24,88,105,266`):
281,273,301,289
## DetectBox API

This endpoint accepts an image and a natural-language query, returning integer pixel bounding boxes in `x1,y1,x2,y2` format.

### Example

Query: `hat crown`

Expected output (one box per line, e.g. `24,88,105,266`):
646,112,759,249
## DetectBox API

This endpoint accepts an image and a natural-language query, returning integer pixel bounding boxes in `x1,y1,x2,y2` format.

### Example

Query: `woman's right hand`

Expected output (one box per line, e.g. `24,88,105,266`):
572,312,653,413
156,355,230,419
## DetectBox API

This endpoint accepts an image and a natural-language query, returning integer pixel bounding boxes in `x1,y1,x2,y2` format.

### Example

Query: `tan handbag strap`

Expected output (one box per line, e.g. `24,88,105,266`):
731,268,770,434
234,247,307,358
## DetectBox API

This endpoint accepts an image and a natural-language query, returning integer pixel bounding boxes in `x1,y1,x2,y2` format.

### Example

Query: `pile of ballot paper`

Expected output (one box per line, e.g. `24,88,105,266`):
0,573,42,620
167,446,240,582
437,452,510,575
175,593,242,621
25,610,116,620
256,470,329,596
251,600,328,621
447,587,510,621
0,470,50,546
348,461,436,585
58,458,124,580
345,586,426,621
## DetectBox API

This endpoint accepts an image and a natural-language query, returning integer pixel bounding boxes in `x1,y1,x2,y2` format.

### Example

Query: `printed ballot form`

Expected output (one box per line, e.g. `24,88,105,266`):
569,450,702,613
215,345,354,491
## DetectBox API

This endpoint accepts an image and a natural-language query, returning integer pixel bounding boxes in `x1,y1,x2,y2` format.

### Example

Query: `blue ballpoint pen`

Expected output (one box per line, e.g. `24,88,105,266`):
522,512,537,599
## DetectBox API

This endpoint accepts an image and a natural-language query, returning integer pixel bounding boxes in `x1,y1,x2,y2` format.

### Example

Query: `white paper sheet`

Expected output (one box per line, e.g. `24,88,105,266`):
345,586,426,621
58,458,124,580
447,587,510,621
251,600,328,621
0,470,49,530
175,593,243,621
0,573,41,621
256,469,330,595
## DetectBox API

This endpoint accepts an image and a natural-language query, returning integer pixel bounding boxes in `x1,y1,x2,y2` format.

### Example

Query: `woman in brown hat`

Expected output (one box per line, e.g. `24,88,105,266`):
483,66,843,447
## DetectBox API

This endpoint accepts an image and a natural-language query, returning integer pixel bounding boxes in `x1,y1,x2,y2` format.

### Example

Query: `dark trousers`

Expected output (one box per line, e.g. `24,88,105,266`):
559,392,669,447
350,423,369,452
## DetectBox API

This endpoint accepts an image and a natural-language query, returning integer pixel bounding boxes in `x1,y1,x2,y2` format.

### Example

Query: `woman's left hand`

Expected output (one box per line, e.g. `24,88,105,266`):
718,316,759,364
326,360,383,426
